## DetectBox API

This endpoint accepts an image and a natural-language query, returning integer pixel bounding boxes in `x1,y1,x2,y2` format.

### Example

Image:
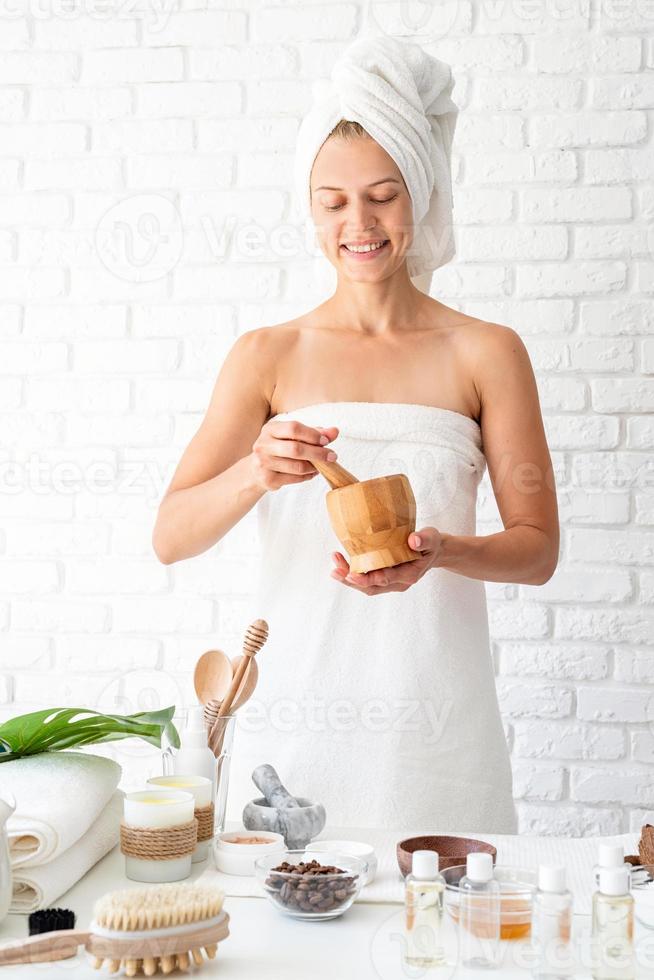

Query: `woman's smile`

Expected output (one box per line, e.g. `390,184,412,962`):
339,239,391,261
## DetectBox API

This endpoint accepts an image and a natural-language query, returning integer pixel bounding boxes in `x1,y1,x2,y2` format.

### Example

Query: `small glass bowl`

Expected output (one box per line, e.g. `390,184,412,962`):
254,849,367,920
442,864,537,941
631,865,654,929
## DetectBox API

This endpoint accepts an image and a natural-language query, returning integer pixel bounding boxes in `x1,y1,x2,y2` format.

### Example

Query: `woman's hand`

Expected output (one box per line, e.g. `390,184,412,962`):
249,419,340,492
330,528,444,596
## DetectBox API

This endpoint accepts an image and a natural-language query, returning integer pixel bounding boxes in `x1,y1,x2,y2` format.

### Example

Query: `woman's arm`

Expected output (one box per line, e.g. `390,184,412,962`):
437,323,560,585
152,329,271,565
332,322,559,593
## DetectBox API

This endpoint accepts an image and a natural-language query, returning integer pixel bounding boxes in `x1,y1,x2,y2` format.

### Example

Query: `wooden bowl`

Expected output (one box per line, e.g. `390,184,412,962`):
325,473,417,574
396,835,497,877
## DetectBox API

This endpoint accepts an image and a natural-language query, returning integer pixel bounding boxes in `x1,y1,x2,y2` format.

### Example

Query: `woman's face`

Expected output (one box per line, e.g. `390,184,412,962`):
309,135,414,281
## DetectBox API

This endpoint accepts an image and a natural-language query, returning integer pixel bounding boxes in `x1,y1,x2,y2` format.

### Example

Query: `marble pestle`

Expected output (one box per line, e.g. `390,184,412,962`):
252,764,300,810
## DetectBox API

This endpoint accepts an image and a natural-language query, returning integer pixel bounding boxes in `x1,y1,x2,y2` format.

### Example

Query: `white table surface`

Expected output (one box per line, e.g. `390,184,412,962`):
1,830,652,979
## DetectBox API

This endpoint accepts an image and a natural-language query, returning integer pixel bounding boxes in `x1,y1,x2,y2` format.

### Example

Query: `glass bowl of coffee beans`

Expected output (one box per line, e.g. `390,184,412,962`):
254,850,367,920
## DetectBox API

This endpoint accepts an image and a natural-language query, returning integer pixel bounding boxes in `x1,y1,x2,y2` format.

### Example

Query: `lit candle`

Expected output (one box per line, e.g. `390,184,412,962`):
123,789,195,883
147,775,213,863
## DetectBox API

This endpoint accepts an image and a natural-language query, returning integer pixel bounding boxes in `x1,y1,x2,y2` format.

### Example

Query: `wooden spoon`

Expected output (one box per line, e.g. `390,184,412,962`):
229,654,259,711
208,620,269,756
193,649,233,705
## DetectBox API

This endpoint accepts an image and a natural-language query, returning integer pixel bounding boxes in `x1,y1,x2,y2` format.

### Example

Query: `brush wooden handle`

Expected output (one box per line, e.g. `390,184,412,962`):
311,459,358,489
0,929,91,965
216,619,269,719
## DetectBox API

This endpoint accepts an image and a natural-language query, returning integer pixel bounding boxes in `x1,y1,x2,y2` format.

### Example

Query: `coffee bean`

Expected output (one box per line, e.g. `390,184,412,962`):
264,857,359,915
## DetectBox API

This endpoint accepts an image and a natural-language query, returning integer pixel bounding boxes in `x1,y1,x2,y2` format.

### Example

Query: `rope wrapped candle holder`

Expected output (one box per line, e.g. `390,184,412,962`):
122,790,197,883
147,776,214,863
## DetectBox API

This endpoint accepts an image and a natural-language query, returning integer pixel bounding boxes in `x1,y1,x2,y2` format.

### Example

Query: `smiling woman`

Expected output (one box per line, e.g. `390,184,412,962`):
152,35,559,832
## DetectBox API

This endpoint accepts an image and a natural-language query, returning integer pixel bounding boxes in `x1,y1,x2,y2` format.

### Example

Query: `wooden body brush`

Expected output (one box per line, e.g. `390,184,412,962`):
311,458,417,574
0,881,229,975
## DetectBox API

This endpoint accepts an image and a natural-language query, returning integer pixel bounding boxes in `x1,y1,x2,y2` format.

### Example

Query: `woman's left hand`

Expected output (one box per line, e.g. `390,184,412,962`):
330,527,444,596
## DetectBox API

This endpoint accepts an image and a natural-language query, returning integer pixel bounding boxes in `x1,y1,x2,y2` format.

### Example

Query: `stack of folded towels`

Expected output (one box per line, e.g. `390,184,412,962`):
3,751,123,913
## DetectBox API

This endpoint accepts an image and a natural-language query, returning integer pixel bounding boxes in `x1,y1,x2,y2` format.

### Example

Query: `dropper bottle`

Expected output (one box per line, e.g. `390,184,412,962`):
404,849,447,968
591,866,634,980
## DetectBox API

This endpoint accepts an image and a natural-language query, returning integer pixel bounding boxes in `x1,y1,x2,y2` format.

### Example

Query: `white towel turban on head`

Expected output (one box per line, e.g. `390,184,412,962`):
293,35,459,292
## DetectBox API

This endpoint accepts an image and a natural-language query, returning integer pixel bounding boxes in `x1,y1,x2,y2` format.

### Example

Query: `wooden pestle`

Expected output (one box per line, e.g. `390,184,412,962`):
311,459,359,490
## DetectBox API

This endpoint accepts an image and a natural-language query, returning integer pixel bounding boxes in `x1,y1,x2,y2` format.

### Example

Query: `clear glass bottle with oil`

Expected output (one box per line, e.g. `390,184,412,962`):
404,849,447,969
458,851,501,970
591,866,634,980
530,864,573,979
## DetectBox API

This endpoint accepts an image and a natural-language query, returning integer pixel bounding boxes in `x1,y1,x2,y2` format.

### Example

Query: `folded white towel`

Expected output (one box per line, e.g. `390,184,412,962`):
293,34,459,292
3,751,121,868
9,789,123,914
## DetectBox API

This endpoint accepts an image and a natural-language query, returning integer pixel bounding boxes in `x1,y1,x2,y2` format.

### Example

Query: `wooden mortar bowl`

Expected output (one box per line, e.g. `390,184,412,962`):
325,472,417,574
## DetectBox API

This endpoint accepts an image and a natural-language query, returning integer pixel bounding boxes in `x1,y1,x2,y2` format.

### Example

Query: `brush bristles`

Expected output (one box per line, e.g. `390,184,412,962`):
93,883,224,932
93,946,218,976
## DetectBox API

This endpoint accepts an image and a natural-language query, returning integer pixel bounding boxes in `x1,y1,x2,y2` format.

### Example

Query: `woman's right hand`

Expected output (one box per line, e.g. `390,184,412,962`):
249,420,340,492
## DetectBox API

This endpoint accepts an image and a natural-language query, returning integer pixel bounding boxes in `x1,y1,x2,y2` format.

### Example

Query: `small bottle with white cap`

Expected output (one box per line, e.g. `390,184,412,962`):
404,849,447,968
530,864,573,978
591,866,634,980
458,851,501,970
593,843,632,890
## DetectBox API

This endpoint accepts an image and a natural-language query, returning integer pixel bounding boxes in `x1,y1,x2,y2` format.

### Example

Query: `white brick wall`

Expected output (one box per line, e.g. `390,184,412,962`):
1,2,653,834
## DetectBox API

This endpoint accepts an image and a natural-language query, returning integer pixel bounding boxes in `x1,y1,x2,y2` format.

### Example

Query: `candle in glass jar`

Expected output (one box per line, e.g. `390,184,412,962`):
123,789,195,883
147,775,213,863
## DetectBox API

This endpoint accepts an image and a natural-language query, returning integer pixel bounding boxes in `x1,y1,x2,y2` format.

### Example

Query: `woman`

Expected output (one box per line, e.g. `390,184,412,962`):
153,38,559,834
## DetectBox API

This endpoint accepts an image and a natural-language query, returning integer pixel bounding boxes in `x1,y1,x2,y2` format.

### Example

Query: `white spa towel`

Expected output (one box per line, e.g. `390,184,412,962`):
9,789,123,913
3,751,121,868
293,35,459,291
228,402,518,834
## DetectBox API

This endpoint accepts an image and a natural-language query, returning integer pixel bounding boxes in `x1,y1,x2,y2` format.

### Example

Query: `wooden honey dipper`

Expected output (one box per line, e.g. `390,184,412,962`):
207,619,269,757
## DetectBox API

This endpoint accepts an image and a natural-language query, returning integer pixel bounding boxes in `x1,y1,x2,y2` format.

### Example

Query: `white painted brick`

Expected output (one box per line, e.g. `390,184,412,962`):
4,522,109,557
93,119,193,154
517,262,626,298
68,269,169,303
635,495,654,525
454,114,524,150
135,378,210,413
627,417,654,449
591,378,654,413
66,560,169,595
538,377,586,411
0,194,70,227
17,230,95,268
1,636,52,671
132,303,236,338
0,123,86,157
530,112,647,147
518,806,623,837
74,340,179,374
82,49,184,85
435,35,525,71
580,299,653,335
25,158,123,192
637,262,654,292
629,808,654,832
34,17,138,50
524,338,570,370
465,150,577,185
514,721,626,760
31,87,132,122
0,378,21,409
13,674,111,706
574,225,649,260
55,636,161,673
253,5,357,41
533,35,642,74
0,89,25,122
571,768,654,806
26,377,130,413
0,342,68,373
478,3,587,33
127,153,233,191
24,305,127,339
578,685,653,724
584,148,653,184
592,75,654,109
614,648,654,683
513,763,565,801
453,189,513,224
464,299,575,334
557,488,630,525
142,11,247,47
134,82,242,119
238,152,295,188
570,526,654,566
0,160,20,191
631,732,654,764
500,643,611,681
474,76,582,111
457,226,567,262
174,265,281,301
1,413,63,453
556,607,653,644
0,561,59,595
0,676,12,704
11,600,109,633
359,1,472,38
0,19,29,50
112,520,163,558
497,681,573,718
112,597,214,633
571,452,652,492
522,565,632,603
0,52,77,84
642,340,654,374
190,44,298,80
198,117,297,152
67,414,172,448
543,415,620,450
523,187,631,222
